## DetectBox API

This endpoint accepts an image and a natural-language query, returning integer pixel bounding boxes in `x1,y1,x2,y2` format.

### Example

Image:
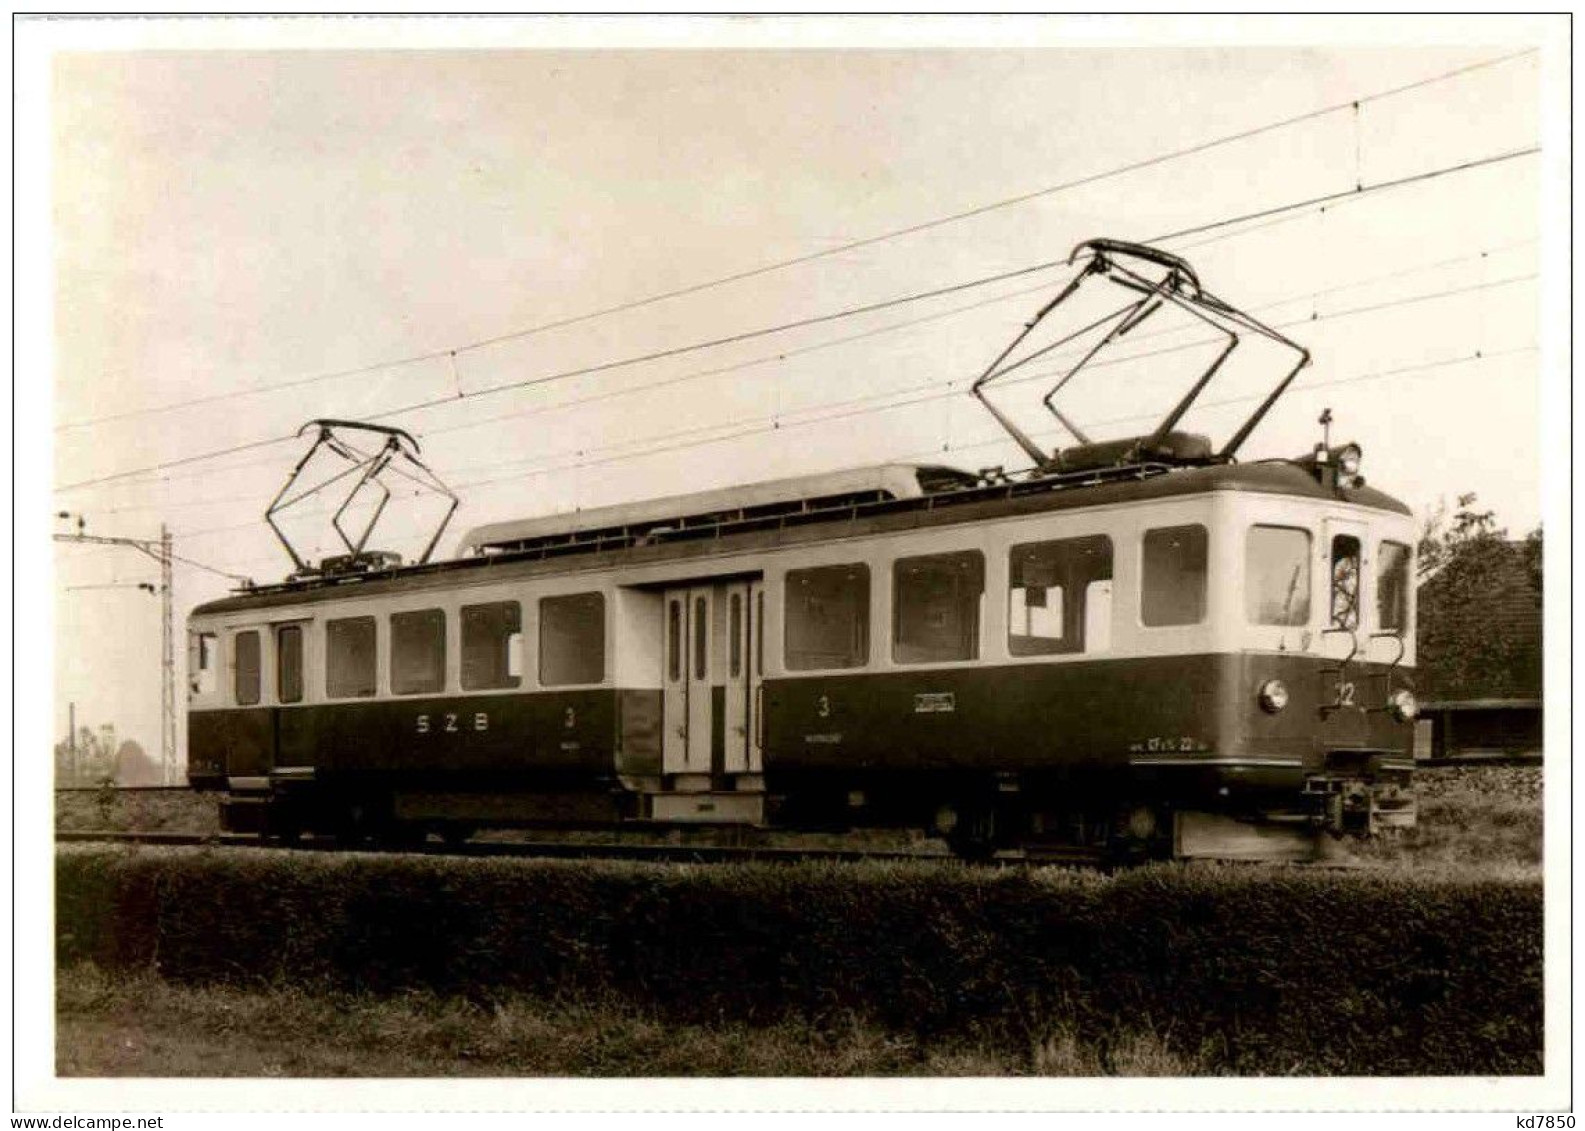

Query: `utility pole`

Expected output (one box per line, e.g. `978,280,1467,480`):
56,514,252,785
56,517,179,783
160,524,176,784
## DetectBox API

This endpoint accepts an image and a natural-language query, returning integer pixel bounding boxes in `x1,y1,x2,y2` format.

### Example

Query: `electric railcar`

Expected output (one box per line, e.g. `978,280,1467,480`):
185,240,1420,861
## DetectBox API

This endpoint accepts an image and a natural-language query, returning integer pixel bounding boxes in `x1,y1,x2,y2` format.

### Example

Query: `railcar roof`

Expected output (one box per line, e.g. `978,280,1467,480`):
193,459,1411,617
455,463,972,556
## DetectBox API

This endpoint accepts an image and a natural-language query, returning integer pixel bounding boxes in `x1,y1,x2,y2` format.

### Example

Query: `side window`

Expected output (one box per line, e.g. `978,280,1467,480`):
276,625,304,704
1245,526,1312,626
785,564,870,671
392,608,446,695
1330,534,1362,630
1009,536,1112,655
729,593,743,679
540,592,606,686
189,631,217,696
461,601,522,691
895,551,985,664
1142,524,1208,627
667,598,682,682
1377,541,1412,633
326,616,377,698
233,630,260,706
694,596,708,680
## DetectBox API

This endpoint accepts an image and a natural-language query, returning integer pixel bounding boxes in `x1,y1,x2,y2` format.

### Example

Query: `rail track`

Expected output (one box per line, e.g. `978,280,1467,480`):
55,828,965,865
55,828,1387,869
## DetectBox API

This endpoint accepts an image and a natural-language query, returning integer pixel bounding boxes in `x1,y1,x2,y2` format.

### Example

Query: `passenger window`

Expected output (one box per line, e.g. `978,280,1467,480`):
233,631,260,706
276,625,303,704
1009,536,1112,655
391,608,446,695
1377,541,1411,633
326,616,377,698
894,551,984,664
540,592,606,686
667,599,682,681
1142,524,1208,627
189,632,217,696
785,564,870,671
694,596,708,679
461,601,522,690
730,593,743,678
1330,535,1362,630
1245,526,1312,626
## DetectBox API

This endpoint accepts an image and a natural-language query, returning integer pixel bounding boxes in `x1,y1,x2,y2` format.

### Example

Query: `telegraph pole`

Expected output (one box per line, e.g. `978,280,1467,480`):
160,524,176,784
56,518,179,783
56,515,251,785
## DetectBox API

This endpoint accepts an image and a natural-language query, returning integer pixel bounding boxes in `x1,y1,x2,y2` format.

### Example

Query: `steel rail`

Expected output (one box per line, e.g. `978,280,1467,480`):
53,828,962,865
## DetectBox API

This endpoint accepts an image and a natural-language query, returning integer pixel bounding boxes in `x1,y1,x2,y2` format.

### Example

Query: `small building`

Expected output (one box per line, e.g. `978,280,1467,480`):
1413,699,1543,763
1412,537,1542,764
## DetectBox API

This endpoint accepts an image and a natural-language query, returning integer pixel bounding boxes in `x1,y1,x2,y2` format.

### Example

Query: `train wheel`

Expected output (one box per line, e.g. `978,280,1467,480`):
945,804,999,862
263,798,304,845
334,798,381,847
379,821,428,850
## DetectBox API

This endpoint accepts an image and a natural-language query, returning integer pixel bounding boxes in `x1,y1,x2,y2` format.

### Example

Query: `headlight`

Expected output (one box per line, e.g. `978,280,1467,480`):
1258,679,1289,713
1389,689,1418,722
1335,443,1363,477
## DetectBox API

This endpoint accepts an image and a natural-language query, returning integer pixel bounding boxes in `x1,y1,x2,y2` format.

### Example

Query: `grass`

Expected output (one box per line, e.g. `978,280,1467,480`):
53,765,1543,1078
55,788,220,835
56,962,1199,1078
1346,766,1541,871
55,848,1542,1076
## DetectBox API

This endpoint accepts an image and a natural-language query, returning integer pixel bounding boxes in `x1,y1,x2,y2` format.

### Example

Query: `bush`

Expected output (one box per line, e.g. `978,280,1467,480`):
55,848,1542,1075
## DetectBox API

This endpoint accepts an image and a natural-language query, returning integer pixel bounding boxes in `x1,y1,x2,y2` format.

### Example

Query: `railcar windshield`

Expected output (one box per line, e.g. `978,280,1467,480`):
1142,524,1208,626
1330,535,1362,630
189,632,217,696
1244,525,1312,626
1377,540,1412,633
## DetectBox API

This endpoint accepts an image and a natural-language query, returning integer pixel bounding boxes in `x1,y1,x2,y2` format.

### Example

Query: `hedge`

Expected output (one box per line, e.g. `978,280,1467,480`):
56,848,1542,1075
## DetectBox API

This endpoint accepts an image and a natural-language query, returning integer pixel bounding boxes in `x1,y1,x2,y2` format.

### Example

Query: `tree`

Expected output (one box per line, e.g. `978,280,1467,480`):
1415,494,1542,700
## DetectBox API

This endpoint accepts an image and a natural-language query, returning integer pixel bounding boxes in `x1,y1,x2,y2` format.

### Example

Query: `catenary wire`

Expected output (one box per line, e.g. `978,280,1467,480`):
167,343,1541,580
129,250,1544,537
54,143,1540,497
53,47,1537,436
169,271,1536,546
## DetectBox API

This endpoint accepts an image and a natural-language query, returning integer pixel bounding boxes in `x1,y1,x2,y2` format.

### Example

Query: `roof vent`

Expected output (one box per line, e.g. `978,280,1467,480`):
1048,431,1213,475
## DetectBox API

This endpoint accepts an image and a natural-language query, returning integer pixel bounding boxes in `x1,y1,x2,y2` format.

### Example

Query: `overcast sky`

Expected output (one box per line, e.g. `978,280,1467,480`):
28,19,1562,765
